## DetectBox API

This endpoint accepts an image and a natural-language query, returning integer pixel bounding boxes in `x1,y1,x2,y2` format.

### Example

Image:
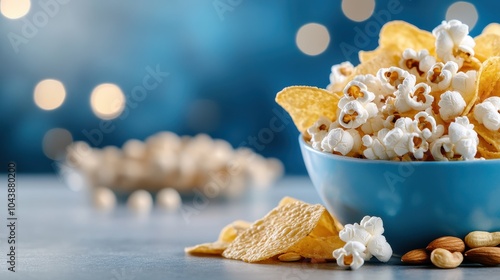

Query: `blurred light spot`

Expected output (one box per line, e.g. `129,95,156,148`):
90,83,125,120
342,0,375,22
187,99,221,132
296,23,330,56
0,0,31,19
446,1,478,30
34,79,66,110
43,128,73,160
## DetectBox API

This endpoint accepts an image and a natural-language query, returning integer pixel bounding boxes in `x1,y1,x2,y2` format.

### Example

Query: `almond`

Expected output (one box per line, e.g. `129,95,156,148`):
464,247,500,266
401,249,430,265
426,236,465,253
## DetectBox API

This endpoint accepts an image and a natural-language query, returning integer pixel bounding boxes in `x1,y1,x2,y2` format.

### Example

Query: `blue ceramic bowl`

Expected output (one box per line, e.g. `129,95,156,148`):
299,136,500,255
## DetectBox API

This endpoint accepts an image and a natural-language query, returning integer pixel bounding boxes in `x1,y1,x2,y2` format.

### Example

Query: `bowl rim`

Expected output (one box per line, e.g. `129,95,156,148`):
298,135,500,165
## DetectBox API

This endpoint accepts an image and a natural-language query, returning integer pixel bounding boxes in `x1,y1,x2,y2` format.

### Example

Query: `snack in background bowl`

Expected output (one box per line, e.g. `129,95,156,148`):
63,132,284,211
276,20,500,254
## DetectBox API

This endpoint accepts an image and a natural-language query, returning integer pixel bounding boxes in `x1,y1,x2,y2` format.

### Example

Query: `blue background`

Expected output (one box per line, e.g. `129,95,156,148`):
1,0,498,174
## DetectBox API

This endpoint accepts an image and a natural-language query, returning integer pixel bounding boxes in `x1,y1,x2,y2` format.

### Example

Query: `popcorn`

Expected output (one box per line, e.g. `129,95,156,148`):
426,61,459,91
451,70,477,101
307,116,332,150
333,216,393,270
432,20,475,68
394,74,433,112
399,48,436,77
430,136,454,161
438,91,466,122
362,129,396,160
473,97,500,131
414,111,445,142
448,116,479,160
321,128,361,156
328,61,354,92
361,114,385,135
377,67,411,93
338,100,371,129
339,80,376,108
333,241,368,270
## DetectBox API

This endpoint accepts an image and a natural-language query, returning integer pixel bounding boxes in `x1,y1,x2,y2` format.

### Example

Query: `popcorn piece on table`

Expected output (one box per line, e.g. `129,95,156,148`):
127,189,153,213
333,216,393,270
156,188,182,211
92,186,116,211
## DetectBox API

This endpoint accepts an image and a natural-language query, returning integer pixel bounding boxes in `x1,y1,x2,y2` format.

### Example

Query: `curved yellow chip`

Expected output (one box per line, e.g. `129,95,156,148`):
222,201,333,262
286,235,344,260
218,220,251,243
352,49,400,77
186,219,251,256
469,115,500,152
482,23,500,36
184,241,229,255
378,21,435,55
474,34,500,62
476,57,500,102
477,133,500,159
275,86,341,134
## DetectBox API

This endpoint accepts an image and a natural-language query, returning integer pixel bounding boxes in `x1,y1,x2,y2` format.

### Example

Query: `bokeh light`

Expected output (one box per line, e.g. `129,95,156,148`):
296,23,330,56
341,0,375,22
90,83,126,120
42,128,73,160
0,0,31,19
446,1,478,30
34,79,66,111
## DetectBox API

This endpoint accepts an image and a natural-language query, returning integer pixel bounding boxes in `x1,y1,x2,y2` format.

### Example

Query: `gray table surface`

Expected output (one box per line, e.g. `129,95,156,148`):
0,175,498,280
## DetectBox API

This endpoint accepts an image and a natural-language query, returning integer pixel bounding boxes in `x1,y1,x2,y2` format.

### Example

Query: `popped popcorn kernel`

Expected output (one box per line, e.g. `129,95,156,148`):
448,116,479,160
339,100,370,129
328,61,354,92
320,128,360,156
339,80,376,108
399,49,436,77
438,90,466,122
430,136,454,161
426,61,459,91
333,241,367,270
334,216,393,270
414,111,444,142
432,20,476,68
377,67,411,93
473,97,500,131
395,74,434,112
307,116,332,149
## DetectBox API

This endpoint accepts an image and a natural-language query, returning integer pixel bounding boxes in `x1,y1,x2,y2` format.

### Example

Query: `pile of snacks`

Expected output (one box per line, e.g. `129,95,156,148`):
276,20,500,161
185,197,392,270
401,231,500,268
66,132,284,200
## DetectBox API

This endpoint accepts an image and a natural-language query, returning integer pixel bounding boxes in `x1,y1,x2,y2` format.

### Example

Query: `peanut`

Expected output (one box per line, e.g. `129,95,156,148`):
464,231,500,248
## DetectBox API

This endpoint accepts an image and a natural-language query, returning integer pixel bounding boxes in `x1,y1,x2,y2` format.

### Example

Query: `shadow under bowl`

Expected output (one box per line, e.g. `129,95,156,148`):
299,136,500,255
